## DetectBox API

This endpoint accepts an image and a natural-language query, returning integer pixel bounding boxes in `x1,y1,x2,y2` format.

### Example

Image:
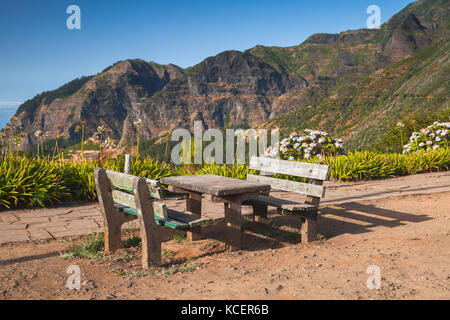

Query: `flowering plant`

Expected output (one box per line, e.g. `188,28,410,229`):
266,129,345,160
403,122,449,153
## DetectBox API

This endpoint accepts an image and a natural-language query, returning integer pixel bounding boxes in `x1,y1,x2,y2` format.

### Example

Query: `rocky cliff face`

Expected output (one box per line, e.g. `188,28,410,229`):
6,0,449,150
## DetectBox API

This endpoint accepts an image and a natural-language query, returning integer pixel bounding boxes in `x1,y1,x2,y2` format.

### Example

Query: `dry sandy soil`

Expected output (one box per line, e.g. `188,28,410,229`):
0,192,449,300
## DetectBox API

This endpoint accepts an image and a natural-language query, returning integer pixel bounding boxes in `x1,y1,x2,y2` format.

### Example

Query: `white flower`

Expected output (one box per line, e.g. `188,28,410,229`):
436,137,442,142
397,121,405,128
318,138,325,144
133,119,142,127
427,141,433,145
34,130,42,137
433,145,439,150
288,156,294,161
419,142,425,147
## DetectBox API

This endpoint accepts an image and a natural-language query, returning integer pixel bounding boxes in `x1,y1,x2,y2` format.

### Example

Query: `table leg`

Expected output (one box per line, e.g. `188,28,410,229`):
224,200,241,251
186,191,202,241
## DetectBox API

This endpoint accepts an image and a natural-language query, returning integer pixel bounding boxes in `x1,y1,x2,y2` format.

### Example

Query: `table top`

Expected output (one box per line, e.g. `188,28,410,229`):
160,174,270,196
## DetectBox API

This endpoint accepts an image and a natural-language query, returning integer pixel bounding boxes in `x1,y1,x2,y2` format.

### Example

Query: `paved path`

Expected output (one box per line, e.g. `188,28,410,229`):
0,171,449,244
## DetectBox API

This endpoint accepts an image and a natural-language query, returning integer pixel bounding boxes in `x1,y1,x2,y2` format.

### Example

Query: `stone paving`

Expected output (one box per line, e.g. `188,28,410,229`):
0,171,449,244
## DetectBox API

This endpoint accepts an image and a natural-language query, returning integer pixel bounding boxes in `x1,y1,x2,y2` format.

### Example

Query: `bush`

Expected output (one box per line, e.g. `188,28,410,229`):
270,129,345,160
403,122,449,154
322,149,449,180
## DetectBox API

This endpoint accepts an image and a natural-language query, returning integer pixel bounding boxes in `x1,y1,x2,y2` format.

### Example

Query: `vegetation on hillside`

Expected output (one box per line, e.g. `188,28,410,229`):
16,76,93,120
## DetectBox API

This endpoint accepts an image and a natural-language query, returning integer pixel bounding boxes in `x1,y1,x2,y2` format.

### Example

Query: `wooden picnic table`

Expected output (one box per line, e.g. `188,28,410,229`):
160,174,271,251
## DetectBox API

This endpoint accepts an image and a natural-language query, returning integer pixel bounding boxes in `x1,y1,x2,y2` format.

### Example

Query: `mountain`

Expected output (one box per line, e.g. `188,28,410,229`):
5,0,449,151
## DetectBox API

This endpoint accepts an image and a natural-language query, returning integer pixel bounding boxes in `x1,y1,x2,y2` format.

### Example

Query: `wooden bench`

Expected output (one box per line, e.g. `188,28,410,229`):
94,168,211,269
243,156,330,242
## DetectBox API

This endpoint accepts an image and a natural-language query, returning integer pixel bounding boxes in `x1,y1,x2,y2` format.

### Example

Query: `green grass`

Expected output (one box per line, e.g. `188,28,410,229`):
161,261,198,275
122,235,141,248
60,233,104,260
172,234,187,243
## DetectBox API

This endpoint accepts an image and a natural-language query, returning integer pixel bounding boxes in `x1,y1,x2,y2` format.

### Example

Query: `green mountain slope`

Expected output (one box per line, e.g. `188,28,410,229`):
264,39,449,150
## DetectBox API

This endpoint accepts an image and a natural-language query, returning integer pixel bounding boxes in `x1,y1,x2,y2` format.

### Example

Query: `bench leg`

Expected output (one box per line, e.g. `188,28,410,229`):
103,212,124,253
137,211,161,268
301,217,318,243
224,201,241,251
95,168,123,253
251,203,268,222
134,178,162,269
186,192,202,241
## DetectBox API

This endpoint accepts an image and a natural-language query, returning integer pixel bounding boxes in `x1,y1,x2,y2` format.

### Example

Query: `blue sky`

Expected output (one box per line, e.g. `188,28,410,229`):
0,0,415,127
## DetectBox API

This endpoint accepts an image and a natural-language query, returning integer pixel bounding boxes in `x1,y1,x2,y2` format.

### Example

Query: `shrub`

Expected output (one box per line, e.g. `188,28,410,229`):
403,122,449,154
196,163,250,180
0,156,71,208
270,129,345,160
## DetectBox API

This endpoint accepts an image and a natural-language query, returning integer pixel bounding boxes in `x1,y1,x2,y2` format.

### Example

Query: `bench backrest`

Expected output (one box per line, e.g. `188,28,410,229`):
94,168,168,219
248,156,330,201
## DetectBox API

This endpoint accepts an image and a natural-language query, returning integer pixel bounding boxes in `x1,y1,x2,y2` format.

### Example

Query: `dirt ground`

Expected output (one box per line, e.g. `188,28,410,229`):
0,191,449,300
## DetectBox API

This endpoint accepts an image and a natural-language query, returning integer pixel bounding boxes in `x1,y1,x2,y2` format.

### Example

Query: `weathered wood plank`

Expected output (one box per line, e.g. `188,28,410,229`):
116,201,167,219
249,156,330,181
105,170,136,192
244,195,316,212
301,216,318,243
161,175,270,196
247,174,326,198
186,191,202,240
94,168,123,252
134,177,161,268
224,201,241,251
112,190,135,209
152,202,168,219
163,218,190,230
113,205,209,230
105,169,161,198
167,209,209,228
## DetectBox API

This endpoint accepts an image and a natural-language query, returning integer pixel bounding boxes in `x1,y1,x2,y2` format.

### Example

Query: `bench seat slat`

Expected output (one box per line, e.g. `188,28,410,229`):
247,174,326,198
243,195,317,212
113,204,209,230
